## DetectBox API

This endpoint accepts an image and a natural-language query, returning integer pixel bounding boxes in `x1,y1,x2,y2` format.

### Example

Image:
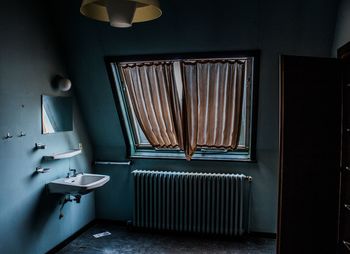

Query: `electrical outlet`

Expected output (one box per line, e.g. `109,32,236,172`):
78,143,83,150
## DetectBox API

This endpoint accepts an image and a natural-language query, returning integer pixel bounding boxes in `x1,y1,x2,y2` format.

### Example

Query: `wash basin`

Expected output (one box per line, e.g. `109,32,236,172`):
48,173,110,195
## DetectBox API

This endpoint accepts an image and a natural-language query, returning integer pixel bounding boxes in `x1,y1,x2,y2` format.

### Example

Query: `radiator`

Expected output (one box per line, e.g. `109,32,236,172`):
132,170,252,236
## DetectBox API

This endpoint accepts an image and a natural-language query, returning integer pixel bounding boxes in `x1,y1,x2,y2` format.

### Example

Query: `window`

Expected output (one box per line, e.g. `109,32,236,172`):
106,52,259,161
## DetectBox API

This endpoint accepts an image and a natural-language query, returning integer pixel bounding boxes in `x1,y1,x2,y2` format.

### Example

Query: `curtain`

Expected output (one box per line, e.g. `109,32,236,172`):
182,60,245,160
120,62,184,150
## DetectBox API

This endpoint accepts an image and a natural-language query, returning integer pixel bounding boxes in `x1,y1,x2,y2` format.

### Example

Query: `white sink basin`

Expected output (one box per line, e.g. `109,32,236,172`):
48,173,110,195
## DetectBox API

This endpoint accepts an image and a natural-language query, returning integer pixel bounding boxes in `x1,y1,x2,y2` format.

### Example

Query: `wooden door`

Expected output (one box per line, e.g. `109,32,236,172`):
278,55,342,254
338,43,350,253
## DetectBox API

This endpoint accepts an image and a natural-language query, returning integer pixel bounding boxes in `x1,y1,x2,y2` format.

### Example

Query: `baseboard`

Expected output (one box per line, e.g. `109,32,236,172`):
95,219,277,239
250,232,277,239
94,218,130,226
46,220,96,254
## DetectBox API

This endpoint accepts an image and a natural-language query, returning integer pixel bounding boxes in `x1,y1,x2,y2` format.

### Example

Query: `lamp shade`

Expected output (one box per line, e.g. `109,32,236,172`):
80,0,162,27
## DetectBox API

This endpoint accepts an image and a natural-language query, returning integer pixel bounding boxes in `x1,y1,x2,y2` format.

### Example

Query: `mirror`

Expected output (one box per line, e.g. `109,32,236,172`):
42,95,73,134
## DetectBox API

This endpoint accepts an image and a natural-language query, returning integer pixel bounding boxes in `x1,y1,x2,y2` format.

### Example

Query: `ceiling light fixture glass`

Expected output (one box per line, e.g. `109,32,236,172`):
80,0,162,28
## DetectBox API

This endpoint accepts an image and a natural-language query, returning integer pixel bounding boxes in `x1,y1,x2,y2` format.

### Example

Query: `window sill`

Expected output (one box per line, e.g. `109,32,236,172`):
130,150,254,162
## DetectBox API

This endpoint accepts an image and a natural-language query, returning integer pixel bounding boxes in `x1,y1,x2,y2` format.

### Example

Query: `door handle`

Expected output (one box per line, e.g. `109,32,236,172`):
345,204,350,211
343,240,350,251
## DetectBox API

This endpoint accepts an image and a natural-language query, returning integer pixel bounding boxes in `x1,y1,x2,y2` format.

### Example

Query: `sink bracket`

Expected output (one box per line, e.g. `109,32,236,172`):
59,194,82,219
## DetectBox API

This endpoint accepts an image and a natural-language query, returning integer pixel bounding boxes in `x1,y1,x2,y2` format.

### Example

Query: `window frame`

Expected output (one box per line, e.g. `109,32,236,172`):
105,51,260,162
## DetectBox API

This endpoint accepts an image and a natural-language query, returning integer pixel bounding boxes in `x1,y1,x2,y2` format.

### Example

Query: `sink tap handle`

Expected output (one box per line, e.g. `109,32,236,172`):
69,169,77,175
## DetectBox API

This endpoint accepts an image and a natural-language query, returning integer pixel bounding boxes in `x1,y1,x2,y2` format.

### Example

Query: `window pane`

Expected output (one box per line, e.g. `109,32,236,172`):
112,55,256,161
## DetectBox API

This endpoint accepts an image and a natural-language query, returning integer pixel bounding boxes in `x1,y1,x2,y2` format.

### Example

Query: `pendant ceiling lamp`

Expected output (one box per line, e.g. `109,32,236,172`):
80,0,162,28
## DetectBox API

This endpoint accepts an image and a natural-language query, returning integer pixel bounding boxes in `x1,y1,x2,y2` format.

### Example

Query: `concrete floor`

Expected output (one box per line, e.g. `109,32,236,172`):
56,222,276,254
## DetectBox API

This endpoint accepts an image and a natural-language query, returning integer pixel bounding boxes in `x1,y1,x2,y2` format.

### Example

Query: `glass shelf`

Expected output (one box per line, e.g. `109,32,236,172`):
43,149,82,160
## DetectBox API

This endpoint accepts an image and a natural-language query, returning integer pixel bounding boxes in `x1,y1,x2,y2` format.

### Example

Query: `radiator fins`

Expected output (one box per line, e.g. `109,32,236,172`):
132,170,251,236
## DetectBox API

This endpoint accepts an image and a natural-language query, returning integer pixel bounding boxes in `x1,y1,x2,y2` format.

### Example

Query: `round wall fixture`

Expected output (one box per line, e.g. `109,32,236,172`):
58,78,72,92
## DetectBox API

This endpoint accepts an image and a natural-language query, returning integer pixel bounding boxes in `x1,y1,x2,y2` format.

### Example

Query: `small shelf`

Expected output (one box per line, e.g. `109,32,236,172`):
43,149,82,160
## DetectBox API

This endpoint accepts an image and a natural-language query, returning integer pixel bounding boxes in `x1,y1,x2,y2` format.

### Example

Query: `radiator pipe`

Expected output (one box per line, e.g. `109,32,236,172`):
131,170,253,181
95,161,132,166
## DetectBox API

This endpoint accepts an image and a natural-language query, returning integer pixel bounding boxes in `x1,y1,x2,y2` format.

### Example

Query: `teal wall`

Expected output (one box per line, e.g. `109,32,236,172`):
1,1,343,252
332,0,350,55
53,0,339,234
0,1,95,253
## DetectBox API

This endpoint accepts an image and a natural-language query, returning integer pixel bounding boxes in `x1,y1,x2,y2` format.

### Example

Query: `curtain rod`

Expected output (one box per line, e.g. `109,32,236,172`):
118,57,249,65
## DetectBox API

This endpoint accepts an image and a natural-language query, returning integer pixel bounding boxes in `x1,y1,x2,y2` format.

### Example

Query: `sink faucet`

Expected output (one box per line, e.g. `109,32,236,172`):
68,169,84,177
69,169,76,176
